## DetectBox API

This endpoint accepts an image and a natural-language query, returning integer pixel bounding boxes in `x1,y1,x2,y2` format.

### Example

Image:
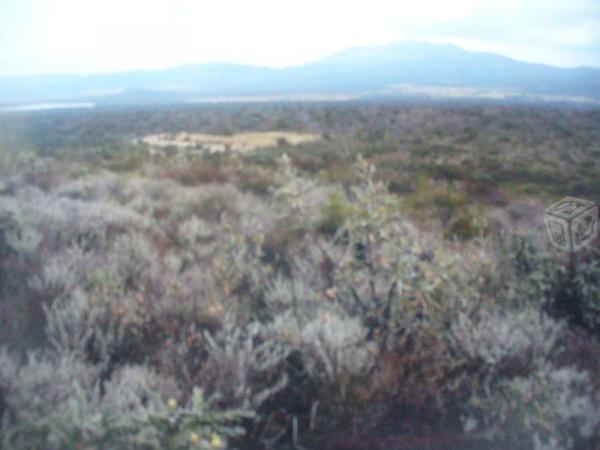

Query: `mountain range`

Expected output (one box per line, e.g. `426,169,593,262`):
1,41,599,107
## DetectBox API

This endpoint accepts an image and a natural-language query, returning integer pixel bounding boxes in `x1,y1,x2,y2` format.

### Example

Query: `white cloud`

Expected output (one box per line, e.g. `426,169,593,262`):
0,0,598,76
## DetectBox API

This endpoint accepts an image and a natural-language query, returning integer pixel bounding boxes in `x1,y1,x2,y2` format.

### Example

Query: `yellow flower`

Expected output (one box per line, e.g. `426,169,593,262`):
167,398,177,410
210,433,224,448
189,432,200,444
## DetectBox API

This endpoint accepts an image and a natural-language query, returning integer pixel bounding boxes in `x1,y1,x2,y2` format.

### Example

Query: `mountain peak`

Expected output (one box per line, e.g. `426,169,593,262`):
312,40,466,66
1,41,599,105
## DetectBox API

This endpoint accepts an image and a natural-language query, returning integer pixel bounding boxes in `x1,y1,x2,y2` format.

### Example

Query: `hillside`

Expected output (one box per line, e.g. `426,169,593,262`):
1,41,599,106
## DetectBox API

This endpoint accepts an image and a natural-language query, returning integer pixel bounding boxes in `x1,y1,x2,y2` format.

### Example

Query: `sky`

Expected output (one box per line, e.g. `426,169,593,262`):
0,0,598,77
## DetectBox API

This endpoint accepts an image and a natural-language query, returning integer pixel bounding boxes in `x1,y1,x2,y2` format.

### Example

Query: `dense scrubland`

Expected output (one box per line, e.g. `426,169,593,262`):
0,103,598,449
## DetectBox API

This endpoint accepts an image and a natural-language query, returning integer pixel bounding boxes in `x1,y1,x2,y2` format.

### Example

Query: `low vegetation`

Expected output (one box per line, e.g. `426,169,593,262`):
0,103,598,449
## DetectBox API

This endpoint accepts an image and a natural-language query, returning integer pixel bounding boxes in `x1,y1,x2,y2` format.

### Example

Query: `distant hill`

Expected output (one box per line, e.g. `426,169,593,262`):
1,41,599,106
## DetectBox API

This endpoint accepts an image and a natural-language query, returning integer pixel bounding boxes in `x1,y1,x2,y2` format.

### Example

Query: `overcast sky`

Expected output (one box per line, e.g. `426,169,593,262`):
0,0,598,77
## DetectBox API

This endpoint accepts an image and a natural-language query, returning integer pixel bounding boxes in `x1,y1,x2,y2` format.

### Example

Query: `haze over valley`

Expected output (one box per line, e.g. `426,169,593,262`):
2,41,600,108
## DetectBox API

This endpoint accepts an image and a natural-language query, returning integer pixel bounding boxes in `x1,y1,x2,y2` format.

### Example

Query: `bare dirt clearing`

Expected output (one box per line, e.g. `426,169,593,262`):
140,131,320,155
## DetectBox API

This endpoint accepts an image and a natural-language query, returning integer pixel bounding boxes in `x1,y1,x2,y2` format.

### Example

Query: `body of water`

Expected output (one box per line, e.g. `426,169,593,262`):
0,102,95,113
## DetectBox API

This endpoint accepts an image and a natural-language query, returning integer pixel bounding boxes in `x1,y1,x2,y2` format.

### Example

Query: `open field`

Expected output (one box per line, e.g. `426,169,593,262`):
141,131,320,154
0,102,598,449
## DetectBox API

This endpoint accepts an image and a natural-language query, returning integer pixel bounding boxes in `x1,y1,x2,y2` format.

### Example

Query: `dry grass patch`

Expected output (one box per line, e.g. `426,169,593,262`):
142,131,320,154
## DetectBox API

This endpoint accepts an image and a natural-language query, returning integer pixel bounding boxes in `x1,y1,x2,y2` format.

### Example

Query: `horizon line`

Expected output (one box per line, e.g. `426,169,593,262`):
1,39,598,80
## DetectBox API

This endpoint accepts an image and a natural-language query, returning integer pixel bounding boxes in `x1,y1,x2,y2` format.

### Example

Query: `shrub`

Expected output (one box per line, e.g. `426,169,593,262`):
165,165,230,186
494,233,556,310
298,311,377,391
497,235,599,333
560,248,600,333
235,167,274,195
449,308,564,371
42,288,123,366
318,190,354,236
444,213,486,241
200,318,290,410
461,361,599,449
270,153,332,229
256,156,496,444
450,306,599,448
0,186,149,251
102,148,146,173
1,114,599,449
0,350,252,450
